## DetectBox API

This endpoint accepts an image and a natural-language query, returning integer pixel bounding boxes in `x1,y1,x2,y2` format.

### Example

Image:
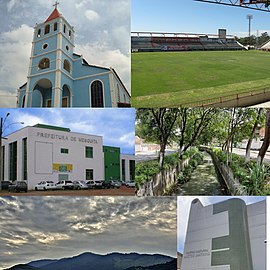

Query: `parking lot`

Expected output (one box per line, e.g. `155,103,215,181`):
0,186,136,196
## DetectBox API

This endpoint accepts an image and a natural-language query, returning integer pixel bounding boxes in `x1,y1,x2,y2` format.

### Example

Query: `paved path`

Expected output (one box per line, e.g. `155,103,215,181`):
177,153,224,196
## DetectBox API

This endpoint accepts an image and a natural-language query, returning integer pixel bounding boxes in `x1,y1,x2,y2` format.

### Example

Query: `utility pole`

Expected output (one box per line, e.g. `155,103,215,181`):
247,15,253,45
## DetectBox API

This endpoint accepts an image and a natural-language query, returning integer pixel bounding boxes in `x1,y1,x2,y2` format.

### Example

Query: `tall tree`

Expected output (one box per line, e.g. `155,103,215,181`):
136,108,179,170
245,108,264,163
257,109,270,164
174,108,218,157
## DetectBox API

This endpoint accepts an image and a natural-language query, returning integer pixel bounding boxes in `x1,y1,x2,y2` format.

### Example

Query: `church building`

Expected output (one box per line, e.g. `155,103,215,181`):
17,3,131,108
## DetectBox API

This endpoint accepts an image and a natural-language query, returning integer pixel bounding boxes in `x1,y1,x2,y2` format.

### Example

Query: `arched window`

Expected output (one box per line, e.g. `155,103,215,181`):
63,59,71,73
69,30,72,38
37,29,41,37
63,24,66,33
91,81,104,107
38,58,50,70
54,22,57,31
44,24,50,34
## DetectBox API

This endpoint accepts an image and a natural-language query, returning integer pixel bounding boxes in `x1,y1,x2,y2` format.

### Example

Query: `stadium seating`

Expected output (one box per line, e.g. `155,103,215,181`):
131,34,243,52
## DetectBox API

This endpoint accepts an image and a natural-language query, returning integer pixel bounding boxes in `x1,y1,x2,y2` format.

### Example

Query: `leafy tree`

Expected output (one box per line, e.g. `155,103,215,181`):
136,108,179,170
257,109,270,164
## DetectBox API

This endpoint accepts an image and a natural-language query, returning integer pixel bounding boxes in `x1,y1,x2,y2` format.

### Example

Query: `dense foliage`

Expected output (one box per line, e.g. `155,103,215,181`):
213,148,270,195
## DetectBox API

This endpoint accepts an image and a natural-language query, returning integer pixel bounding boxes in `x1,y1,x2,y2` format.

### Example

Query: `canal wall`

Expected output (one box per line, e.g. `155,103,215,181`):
200,147,248,195
137,158,191,196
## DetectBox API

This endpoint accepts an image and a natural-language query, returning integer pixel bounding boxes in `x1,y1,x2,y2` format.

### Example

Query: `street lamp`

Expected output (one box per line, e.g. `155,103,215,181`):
0,113,24,191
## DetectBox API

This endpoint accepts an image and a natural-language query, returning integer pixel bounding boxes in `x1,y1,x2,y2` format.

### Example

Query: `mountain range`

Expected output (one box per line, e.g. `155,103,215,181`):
5,252,176,270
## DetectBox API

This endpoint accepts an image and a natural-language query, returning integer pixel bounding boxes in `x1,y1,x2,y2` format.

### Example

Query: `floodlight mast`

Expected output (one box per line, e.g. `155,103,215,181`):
194,0,270,12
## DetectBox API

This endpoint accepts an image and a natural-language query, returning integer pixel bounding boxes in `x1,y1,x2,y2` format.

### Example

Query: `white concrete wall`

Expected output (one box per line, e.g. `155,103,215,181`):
247,200,266,270
182,200,230,270
182,199,266,270
3,126,104,189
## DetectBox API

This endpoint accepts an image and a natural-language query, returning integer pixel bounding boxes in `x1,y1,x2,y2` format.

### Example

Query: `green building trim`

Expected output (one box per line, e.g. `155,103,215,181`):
103,146,120,181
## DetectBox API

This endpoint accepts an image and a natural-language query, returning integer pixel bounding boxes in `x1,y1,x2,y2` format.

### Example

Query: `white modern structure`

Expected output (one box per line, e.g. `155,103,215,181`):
120,154,135,182
1,124,105,189
181,198,266,270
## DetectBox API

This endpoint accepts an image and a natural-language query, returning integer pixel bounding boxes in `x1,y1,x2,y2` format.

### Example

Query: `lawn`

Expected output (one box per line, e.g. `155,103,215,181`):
131,50,270,107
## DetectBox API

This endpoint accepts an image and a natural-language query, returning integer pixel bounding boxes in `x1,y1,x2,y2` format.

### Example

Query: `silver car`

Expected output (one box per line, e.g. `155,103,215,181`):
73,180,88,190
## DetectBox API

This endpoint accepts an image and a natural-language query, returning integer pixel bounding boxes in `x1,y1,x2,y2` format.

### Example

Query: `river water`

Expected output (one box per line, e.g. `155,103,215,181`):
177,152,227,195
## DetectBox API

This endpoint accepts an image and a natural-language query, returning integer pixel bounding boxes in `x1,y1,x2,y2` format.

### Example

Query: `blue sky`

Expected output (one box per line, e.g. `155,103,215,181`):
0,108,135,154
177,196,266,253
132,0,270,36
0,196,176,269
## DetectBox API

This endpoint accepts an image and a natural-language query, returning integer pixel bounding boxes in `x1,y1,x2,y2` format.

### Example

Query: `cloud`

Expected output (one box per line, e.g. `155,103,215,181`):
85,9,100,21
0,24,32,107
0,196,176,269
119,132,135,147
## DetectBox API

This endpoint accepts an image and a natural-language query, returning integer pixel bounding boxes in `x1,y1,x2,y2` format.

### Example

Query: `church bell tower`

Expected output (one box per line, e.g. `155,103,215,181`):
24,2,75,107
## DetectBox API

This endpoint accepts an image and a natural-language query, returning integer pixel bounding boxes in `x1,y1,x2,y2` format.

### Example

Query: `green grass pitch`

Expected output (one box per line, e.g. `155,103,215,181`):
131,50,270,107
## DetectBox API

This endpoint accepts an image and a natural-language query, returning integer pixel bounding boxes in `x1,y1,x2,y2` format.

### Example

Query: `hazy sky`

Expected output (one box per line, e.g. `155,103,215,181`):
177,196,266,253
0,108,135,154
0,0,130,107
132,0,270,36
0,196,176,269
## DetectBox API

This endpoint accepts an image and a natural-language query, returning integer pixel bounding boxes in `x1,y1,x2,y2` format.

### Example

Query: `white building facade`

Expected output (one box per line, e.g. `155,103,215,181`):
181,198,266,270
120,154,135,182
1,124,104,189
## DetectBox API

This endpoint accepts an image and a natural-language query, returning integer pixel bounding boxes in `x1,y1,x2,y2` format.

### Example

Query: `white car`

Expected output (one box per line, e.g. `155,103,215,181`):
35,181,56,191
126,181,135,188
55,180,74,190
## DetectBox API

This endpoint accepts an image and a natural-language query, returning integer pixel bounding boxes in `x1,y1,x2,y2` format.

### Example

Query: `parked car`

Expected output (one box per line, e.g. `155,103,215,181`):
0,181,12,190
110,180,121,189
73,180,88,190
35,181,56,191
102,181,113,189
126,181,135,188
94,180,103,189
8,181,27,193
86,180,104,189
55,180,74,190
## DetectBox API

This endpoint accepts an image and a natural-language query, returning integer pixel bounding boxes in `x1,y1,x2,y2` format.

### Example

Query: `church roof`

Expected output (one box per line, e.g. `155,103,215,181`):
45,8,61,22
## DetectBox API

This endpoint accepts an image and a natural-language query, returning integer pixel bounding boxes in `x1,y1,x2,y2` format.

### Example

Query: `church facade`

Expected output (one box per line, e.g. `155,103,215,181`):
17,5,130,108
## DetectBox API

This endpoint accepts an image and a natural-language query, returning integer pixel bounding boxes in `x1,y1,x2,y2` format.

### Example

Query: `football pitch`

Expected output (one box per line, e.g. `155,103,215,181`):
131,50,270,107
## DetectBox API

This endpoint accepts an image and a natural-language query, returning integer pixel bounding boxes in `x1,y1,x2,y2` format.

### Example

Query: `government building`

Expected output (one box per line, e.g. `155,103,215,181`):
17,3,130,108
181,198,266,270
0,124,135,189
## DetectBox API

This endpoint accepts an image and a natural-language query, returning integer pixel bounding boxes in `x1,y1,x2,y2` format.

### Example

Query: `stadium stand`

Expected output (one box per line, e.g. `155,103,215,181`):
131,30,243,52
261,40,270,51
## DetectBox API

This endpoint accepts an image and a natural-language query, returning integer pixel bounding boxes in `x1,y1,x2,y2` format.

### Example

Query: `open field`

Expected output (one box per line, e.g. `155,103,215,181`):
131,50,270,107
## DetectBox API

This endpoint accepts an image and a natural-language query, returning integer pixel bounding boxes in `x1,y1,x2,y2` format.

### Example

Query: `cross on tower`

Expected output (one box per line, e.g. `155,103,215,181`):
53,1,59,9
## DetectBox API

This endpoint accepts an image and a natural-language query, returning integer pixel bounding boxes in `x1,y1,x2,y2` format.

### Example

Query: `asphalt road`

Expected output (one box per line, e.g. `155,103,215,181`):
232,148,270,164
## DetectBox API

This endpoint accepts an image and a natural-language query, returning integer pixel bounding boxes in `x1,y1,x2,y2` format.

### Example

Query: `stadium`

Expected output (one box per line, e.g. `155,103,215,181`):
131,0,270,108
131,29,244,52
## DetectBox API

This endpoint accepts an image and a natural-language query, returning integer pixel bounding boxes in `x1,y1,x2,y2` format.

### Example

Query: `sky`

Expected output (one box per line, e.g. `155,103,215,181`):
0,196,176,269
177,196,267,254
0,108,135,154
0,0,130,107
132,0,270,36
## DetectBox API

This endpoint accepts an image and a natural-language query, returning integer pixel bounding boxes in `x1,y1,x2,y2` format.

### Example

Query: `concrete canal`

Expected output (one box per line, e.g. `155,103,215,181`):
177,152,229,195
